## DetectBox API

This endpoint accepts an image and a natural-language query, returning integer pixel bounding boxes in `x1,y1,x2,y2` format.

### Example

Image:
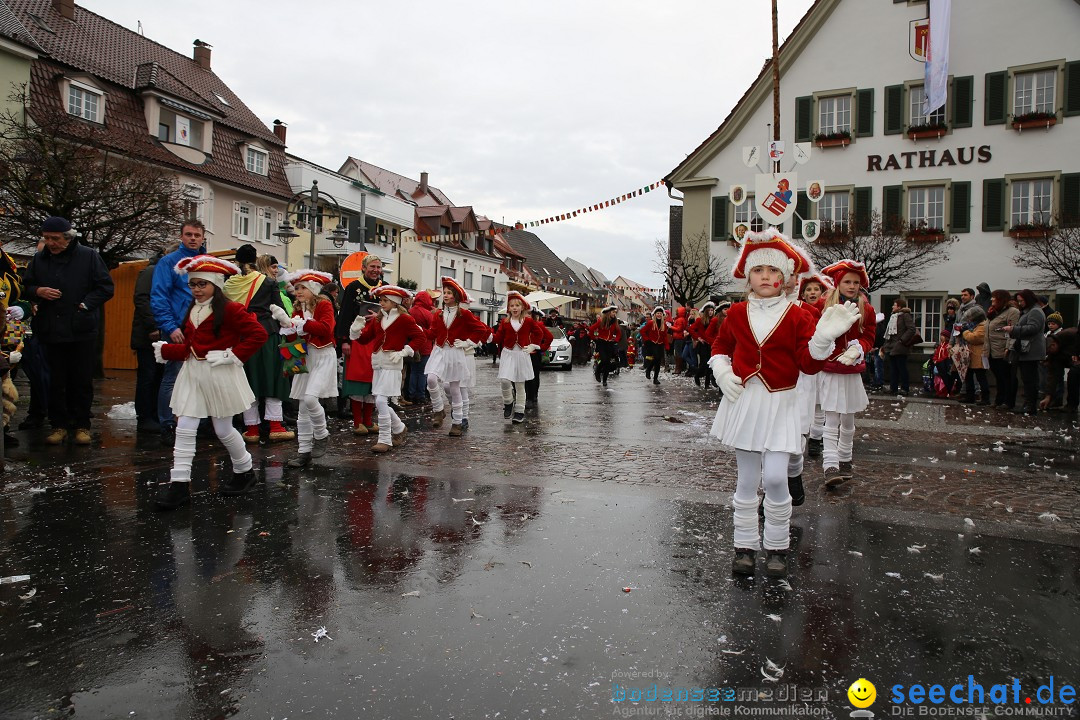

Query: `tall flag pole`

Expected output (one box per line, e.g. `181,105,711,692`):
771,0,781,174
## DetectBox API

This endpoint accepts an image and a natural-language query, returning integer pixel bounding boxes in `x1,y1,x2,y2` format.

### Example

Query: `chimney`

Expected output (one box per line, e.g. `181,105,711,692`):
273,119,287,143
53,0,74,20
419,171,429,196
193,39,212,70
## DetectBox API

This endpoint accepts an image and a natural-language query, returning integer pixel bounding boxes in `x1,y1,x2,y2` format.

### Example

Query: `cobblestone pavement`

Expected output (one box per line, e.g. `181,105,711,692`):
5,362,1077,541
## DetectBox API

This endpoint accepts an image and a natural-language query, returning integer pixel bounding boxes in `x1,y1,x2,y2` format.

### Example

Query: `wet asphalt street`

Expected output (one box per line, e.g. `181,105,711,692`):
1,362,1078,719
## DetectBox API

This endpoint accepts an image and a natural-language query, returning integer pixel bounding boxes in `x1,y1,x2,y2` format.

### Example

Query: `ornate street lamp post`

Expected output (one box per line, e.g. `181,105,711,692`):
273,180,349,268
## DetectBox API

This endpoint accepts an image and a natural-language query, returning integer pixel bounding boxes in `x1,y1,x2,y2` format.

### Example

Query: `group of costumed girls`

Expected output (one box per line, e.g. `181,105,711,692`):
707,228,874,578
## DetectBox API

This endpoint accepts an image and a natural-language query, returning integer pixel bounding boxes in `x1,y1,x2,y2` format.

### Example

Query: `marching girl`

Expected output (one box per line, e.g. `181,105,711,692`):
426,277,490,437
152,255,268,510
589,305,622,386
815,260,877,488
708,230,858,576
270,270,338,468
223,244,295,444
799,273,832,459
688,301,720,389
350,286,425,453
492,291,544,423
639,307,671,386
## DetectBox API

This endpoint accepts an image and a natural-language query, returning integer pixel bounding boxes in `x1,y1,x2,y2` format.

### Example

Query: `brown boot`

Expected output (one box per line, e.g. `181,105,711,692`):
353,423,369,435
392,426,407,446
448,423,462,437
371,442,391,453
431,409,446,426
824,466,847,488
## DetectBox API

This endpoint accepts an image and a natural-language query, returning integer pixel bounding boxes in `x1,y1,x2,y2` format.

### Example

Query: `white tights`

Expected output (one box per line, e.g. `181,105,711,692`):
427,374,447,411
297,395,328,453
787,435,807,478
374,394,405,445
432,379,463,425
823,411,856,468
171,415,251,483
809,404,825,440
500,379,526,414
241,397,283,426
732,449,791,551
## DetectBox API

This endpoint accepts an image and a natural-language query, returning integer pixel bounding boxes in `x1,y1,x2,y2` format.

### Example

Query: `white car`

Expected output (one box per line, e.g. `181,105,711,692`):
541,327,573,370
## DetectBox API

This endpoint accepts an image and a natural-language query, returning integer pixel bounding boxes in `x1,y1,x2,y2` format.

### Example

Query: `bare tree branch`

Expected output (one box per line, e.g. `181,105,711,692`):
1010,221,1080,289
656,229,733,307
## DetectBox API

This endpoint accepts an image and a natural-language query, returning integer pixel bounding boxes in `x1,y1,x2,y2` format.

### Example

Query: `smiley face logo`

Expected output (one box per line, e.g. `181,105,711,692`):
847,678,876,708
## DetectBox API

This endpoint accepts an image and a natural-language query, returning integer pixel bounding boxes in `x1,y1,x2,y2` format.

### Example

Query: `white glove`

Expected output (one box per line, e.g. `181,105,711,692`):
709,355,744,402
206,349,243,367
401,345,415,358
809,302,861,360
453,338,474,350
6,306,24,321
837,341,864,366
270,305,292,328
386,351,403,364
152,340,167,364
293,318,308,336
349,315,366,340
524,343,541,354
8,350,21,364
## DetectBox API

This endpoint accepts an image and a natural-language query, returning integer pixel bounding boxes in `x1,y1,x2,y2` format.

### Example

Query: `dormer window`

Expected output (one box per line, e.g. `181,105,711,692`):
158,107,203,148
67,80,104,123
246,146,268,175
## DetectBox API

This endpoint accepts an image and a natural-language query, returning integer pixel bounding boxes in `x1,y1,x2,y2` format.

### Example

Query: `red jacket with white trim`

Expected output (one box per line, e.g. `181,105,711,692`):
589,318,622,342
430,306,490,347
285,298,336,349
493,316,545,349
355,310,426,353
639,318,671,347
822,302,876,375
709,301,824,392
159,300,268,362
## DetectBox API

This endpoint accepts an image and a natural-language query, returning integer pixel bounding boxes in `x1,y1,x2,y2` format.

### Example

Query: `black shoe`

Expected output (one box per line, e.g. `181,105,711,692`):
137,420,162,434
160,427,175,447
310,436,328,458
503,403,513,419
602,377,608,386
694,376,701,386
461,418,469,431
788,474,805,506
525,399,537,410
594,369,602,382
807,438,823,458
287,452,312,468
645,372,651,380
839,461,853,479
219,469,258,497
17,416,45,431
765,551,788,578
155,482,190,510
512,412,525,424
732,549,756,576
652,377,660,385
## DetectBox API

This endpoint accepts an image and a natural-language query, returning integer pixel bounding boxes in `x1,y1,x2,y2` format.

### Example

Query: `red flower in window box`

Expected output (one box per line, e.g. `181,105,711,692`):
1011,112,1057,131
906,122,948,140
906,225,946,243
1008,223,1053,240
814,130,851,149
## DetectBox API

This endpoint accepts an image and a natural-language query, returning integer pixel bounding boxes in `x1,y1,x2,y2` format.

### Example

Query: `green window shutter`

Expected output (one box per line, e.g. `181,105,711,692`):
950,181,971,233
856,88,874,137
853,186,872,234
1061,173,1080,228
984,71,1007,125
793,192,809,238
1065,61,1080,117
982,178,1006,231
951,76,974,128
883,185,904,226
712,195,729,240
884,84,904,135
795,96,813,142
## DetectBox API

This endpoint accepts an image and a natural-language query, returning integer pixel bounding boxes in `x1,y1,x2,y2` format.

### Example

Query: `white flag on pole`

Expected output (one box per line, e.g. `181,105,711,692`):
924,0,950,114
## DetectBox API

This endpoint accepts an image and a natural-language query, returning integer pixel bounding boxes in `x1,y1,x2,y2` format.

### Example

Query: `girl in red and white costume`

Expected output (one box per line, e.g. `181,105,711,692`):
350,285,426,453
493,291,545,423
271,270,337,467
708,229,860,577
426,277,490,437
152,255,268,510
815,260,877,488
639,307,672,385
799,274,832,459
589,306,622,386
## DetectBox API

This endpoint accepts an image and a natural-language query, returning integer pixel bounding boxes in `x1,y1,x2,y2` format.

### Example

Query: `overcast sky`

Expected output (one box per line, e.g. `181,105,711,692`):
84,0,814,289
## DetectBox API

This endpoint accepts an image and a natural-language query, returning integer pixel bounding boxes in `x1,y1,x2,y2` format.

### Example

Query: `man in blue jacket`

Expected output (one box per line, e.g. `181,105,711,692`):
151,219,205,443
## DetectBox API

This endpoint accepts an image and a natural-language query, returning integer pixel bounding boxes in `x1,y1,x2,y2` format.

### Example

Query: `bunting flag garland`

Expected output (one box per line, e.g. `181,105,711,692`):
413,180,666,243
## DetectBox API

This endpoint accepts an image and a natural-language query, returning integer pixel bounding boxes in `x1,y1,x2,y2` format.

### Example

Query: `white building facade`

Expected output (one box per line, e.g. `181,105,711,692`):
397,231,508,325
667,0,1080,339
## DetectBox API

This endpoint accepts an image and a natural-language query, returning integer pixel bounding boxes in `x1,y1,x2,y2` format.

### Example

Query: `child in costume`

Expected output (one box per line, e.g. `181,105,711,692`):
425,277,490,437
639,306,671,386
271,270,337,468
589,305,622,386
783,258,824,507
709,230,859,577
816,260,877,487
688,301,720,390
800,274,831,459
153,256,268,510
492,291,544,423
350,285,425,453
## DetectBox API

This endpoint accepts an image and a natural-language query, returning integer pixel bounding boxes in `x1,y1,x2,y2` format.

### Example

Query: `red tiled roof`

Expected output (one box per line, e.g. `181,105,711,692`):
343,157,453,207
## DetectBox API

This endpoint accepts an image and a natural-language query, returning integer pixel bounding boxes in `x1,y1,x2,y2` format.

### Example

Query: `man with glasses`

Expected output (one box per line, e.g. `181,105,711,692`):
22,216,114,445
151,219,206,444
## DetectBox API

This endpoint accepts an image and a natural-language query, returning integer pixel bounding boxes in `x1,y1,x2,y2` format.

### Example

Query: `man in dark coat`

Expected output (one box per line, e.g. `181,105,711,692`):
131,249,168,433
22,217,115,445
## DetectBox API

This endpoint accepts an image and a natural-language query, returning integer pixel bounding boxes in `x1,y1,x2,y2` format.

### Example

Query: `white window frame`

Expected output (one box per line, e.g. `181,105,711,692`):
907,82,946,127
816,92,852,136
233,201,253,240
1013,68,1056,117
67,80,104,123
1008,60,1064,121
908,295,944,345
1005,172,1060,230
907,185,946,230
464,270,474,289
817,189,851,231
182,183,204,222
245,146,268,175
901,181,950,232
733,195,764,233
257,206,276,243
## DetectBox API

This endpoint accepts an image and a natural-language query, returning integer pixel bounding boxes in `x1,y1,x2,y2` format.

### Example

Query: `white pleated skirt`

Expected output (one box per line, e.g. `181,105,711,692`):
425,344,469,383
498,346,535,383
795,371,818,434
171,358,256,419
710,377,802,454
290,344,339,399
462,351,478,389
371,350,405,397
817,371,868,414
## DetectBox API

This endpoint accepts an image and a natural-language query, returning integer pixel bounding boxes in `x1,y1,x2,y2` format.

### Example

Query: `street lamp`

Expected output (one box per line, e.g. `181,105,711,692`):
274,180,349,268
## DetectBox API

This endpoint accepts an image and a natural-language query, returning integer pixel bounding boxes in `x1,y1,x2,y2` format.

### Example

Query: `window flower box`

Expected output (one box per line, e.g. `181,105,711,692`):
814,131,851,149
906,226,946,244
1011,113,1057,131
1009,224,1053,240
906,122,948,140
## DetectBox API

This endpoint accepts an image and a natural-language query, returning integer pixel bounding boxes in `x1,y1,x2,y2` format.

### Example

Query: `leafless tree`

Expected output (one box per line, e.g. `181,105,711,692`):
656,230,732,308
806,211,956,294
0,86,186,267
1010,221,1080,289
